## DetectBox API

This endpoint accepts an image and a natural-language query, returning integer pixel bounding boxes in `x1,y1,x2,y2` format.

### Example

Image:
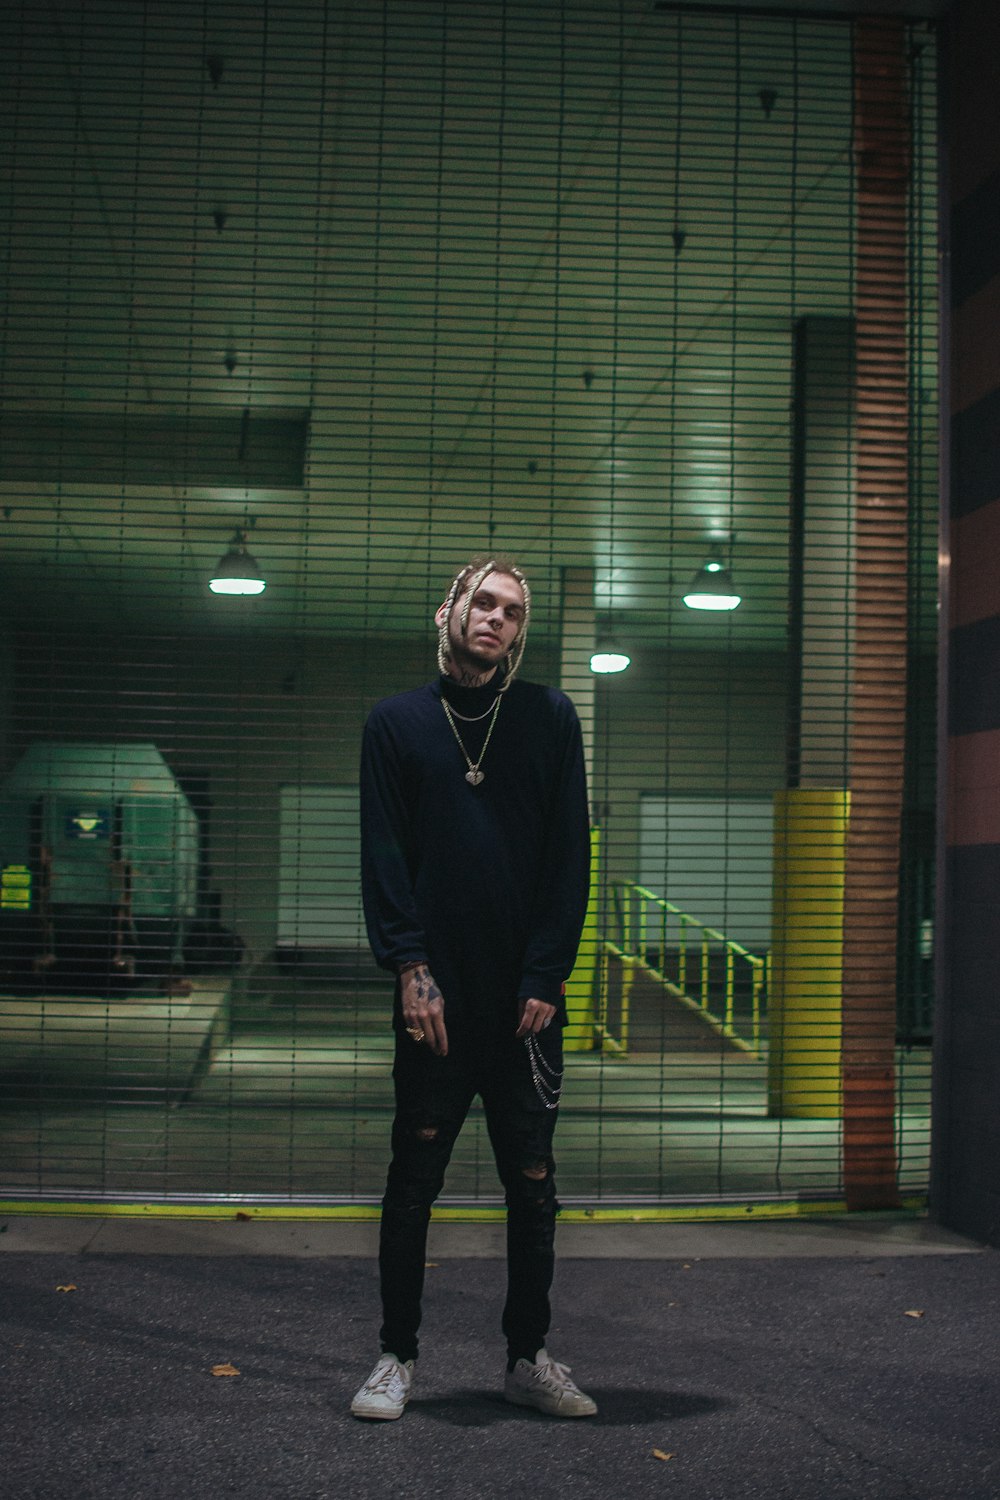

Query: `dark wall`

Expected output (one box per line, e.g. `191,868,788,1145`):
932,0,1000,1246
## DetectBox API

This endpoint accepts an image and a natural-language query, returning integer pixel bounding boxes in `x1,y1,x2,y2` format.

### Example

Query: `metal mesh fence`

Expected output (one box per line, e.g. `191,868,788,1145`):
0,1,938,1212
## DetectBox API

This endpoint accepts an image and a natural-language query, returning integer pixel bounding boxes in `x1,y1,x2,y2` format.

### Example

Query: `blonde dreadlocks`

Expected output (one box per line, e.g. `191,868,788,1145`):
436,555,531,689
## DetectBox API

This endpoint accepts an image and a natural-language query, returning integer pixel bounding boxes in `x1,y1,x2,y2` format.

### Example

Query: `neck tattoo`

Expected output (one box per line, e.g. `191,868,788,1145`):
441,695,502,786
451,665,495,689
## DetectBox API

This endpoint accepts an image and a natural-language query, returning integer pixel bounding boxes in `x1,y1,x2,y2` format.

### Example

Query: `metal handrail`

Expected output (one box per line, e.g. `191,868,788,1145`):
598,882,767,1057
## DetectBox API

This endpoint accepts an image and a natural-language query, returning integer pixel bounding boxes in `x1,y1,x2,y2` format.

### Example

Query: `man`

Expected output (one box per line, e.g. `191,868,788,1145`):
352,555,596,1421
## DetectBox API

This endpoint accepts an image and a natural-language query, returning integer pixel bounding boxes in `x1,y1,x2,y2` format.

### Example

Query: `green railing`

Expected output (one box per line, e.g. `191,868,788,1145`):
597,882,768,1058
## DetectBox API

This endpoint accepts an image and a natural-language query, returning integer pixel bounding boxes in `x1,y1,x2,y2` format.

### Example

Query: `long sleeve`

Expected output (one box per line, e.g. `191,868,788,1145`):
359,707,427,973
360,679,590,1015
516,700,591,1007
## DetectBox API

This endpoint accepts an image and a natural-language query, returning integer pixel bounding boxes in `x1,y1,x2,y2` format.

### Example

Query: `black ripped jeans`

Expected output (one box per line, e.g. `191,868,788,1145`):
378,1014,563,1365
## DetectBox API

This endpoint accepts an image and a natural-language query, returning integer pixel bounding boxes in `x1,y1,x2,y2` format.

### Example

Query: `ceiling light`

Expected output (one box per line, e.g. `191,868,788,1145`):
590,624,629,672
590,649,631,674
209,528,266,596
682,557,741,612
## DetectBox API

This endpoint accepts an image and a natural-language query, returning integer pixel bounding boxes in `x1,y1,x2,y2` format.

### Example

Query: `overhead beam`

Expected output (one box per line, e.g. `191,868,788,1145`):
0,409,309,489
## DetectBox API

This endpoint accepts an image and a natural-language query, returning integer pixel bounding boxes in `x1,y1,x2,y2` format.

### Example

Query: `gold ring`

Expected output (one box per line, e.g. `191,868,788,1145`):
406,1026,425,1042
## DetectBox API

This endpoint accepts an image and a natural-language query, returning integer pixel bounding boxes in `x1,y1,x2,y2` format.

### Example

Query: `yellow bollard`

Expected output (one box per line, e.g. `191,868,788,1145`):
563,826,601,1051
768,788,849,1119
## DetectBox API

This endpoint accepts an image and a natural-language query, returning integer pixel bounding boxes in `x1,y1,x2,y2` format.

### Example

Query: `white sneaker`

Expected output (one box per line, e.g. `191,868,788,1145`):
350,1353,414,1420
504,1349,597,1418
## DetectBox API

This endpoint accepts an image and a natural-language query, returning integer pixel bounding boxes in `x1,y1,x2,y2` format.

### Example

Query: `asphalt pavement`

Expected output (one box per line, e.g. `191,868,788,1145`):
1,1214,997,1500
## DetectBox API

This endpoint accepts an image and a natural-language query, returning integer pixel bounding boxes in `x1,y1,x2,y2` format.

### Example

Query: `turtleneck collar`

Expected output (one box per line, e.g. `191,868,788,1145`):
437,667,506,715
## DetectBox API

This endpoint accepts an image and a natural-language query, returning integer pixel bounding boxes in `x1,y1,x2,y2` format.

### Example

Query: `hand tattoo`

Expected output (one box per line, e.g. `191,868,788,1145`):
401,963,448,1055
414,971,441,1004
408,965,441,1007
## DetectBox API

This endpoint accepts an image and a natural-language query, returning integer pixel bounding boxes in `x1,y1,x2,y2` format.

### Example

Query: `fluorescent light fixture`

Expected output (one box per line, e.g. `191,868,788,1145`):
209,530,266,595
590,650,631,674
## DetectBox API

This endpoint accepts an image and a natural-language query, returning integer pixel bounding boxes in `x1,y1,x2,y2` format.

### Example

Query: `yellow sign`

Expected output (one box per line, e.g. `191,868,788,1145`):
1,864,32,911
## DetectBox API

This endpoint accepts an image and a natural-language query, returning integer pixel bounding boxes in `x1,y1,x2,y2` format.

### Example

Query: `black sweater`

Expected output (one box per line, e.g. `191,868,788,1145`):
360,674,591,1020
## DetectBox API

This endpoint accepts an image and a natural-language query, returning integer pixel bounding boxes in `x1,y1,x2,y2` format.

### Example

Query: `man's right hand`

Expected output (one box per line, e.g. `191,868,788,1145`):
400,963,449,1056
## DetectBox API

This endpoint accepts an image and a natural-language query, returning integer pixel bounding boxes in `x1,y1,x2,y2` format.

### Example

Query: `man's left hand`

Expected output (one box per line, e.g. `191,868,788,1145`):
516,998,556,1037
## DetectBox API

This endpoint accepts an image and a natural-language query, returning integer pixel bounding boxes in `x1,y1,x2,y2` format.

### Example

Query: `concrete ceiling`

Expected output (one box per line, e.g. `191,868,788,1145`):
0,0,939,648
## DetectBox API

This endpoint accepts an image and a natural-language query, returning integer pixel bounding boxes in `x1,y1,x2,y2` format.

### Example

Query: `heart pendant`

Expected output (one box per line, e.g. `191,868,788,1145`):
465,768,485,786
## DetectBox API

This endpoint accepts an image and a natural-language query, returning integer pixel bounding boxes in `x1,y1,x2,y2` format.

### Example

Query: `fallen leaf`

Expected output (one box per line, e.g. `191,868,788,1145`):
211,1363,241,1377
55,1284,77,1293
652,1449,675,1462
904,1309,925,1319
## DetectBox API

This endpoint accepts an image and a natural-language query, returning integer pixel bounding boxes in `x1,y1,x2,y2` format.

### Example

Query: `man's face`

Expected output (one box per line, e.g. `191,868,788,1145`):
435,570,526,675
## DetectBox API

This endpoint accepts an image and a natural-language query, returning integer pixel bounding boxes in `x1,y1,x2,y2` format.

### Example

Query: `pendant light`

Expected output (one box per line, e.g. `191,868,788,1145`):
682,549,741,612
590,648,631,674
209,527,266,596
590,623,631,673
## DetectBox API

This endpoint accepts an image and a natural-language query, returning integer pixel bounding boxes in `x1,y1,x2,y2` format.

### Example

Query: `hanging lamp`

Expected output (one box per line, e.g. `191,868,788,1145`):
590,621,631,673
209,528,266,596
590,647,631,674
682,553,741,612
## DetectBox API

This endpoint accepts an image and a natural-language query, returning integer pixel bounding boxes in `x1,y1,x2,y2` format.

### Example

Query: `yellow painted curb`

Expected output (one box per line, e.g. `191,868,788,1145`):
0,1196,927,1223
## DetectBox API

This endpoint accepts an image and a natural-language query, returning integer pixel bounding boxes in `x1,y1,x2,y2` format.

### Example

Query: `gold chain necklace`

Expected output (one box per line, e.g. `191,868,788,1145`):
443,696,500,723
441,695,502,785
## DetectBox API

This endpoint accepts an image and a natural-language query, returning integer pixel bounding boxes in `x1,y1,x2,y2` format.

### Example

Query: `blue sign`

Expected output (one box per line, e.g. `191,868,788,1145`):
64,809,111,840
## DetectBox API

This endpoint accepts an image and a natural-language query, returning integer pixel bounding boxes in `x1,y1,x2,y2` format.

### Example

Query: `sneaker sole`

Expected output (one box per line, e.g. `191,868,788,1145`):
504,1389,597,1418
351,1402,408,1421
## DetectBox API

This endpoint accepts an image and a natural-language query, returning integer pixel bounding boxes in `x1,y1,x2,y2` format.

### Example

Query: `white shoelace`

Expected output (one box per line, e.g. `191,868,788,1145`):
367,1359,408,1398
533,1357,576,1391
